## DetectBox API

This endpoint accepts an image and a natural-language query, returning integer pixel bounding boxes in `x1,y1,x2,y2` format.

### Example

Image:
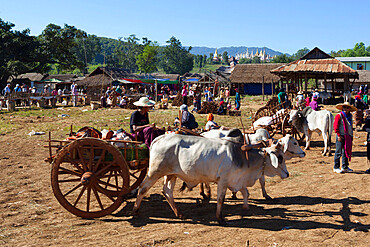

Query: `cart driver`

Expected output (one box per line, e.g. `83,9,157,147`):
129,97,165,148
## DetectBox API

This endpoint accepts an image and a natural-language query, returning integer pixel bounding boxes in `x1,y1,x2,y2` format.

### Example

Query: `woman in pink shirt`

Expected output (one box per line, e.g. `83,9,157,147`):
181,85,188,105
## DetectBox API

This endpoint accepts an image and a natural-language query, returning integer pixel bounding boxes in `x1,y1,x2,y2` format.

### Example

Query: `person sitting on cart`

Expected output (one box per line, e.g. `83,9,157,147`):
129,97,165,148
180,104,199,130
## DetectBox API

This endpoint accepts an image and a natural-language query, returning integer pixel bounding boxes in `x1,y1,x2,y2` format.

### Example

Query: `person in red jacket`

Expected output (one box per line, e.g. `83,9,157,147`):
333,102,357,173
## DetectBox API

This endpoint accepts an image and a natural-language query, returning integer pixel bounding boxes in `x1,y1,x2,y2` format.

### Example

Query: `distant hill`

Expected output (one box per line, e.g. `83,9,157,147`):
188,46,287,57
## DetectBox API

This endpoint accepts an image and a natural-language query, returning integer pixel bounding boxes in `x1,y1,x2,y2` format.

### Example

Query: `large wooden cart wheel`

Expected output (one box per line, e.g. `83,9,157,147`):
253,106,270,122
282,115,304,141
51,138,130,218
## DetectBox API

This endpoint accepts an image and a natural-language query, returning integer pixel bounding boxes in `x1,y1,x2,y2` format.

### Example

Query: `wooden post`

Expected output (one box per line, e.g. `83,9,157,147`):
272,79,274,96
262,76,265,101
286,76,289,94
324,73,327,92
315,76,318,89
331,78,335,97
305,74,308,98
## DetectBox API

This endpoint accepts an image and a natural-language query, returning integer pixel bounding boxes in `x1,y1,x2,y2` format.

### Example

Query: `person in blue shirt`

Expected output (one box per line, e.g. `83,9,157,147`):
235,88,241,110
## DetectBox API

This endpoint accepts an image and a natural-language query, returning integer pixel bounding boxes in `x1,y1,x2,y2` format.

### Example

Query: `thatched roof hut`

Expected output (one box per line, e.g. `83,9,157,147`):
229,63,284,95
231,64,284,84
7,73,47,85
78,67,139,89
44,74,78,82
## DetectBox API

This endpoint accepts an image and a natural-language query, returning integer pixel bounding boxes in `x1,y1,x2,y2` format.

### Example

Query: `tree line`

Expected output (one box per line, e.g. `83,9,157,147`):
270,43,370,64
0,18,193,86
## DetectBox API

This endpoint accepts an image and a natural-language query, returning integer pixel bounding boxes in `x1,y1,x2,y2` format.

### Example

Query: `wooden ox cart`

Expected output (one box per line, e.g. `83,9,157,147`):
252,97,305,141
44,127,149,218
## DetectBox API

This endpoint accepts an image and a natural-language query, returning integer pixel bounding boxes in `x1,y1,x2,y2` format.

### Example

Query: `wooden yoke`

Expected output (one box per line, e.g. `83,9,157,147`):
241,139,273,152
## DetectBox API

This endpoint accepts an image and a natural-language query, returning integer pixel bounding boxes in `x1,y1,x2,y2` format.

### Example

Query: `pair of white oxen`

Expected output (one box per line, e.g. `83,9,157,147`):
132,128,307,225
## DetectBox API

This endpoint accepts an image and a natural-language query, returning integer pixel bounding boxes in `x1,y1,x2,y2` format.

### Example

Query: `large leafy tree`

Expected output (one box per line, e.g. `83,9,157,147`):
108,34,144,72
38,23,83,69
72,32,101,73
159,36,193,74
0,18,43,85
136,42,159,74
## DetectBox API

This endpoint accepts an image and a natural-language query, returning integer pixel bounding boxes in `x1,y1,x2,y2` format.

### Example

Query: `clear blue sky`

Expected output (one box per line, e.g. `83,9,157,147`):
1,0,369,54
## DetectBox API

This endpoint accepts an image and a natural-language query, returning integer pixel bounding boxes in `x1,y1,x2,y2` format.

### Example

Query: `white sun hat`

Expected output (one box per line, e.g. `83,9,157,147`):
133,97,155,107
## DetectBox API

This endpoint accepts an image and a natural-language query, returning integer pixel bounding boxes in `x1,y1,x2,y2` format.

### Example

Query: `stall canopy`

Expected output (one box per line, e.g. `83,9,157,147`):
184,78,199,82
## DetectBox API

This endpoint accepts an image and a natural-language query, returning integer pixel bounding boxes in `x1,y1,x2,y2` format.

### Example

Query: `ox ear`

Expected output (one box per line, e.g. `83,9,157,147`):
282,135,290,153
266,147,279,168
269,151,279,168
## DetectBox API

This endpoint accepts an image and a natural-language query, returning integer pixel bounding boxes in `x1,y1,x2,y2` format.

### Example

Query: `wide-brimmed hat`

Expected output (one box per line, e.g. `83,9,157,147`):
133,97,155,107
297,91,303,95
336,102,357,112
180,104,188,111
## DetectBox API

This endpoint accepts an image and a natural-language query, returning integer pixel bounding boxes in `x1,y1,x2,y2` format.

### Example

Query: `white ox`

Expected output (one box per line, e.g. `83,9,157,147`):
288,108,334,155
201,130,305,200
132,131,304,224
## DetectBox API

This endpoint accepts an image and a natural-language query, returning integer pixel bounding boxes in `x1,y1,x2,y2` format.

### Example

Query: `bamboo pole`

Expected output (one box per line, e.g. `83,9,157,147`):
262,76,265,101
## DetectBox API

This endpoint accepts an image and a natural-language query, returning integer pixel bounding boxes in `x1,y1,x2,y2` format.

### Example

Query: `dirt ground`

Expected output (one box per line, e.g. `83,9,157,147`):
0,102,369,247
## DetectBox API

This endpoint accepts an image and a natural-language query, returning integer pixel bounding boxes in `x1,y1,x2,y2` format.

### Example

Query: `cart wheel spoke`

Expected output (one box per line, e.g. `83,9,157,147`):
93,149,106,172
63,183,82,197
96,185,115,202
73,185,87,207
114,171,119,191
104,171,113,189
97,179,122,190
86,186,91,212
92,185,104,210
130,172,138,180
76,147,88,171
59,167,81,177
68,160,84,173
95,163,113,177
58,178,82,183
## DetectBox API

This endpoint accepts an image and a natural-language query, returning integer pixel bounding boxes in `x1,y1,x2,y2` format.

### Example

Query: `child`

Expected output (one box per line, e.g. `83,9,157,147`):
205,113,220,131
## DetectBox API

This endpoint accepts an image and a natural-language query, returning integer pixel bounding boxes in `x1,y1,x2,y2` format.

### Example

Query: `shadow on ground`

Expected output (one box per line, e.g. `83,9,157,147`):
101,195,370,232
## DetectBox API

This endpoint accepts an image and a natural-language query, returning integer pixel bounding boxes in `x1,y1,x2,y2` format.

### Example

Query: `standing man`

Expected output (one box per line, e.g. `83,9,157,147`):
71,82,78,107
333,102,357,173
278,88,287,107
2,84,11,96
235,88,241,110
